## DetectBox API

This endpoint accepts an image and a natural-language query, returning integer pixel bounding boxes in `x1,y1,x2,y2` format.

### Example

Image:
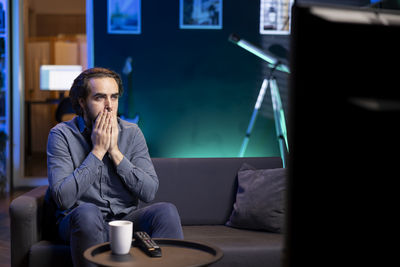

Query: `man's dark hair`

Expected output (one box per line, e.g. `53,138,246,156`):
69,67,124,116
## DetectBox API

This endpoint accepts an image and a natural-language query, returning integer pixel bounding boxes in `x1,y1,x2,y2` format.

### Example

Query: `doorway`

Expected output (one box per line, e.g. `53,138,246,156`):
23,0,86,178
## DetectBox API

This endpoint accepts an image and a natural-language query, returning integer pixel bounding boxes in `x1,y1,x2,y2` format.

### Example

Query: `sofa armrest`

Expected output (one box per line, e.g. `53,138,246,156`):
9,185,48,267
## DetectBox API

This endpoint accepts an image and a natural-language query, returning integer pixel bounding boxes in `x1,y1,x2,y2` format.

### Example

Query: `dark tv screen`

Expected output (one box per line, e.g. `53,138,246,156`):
287,3,400,266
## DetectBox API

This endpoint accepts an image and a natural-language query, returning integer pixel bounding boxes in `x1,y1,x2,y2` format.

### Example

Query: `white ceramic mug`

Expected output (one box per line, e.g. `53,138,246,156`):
109,220,133,255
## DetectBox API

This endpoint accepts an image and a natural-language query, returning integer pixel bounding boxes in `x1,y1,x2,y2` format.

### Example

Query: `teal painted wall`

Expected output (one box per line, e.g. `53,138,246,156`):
93,0,281,158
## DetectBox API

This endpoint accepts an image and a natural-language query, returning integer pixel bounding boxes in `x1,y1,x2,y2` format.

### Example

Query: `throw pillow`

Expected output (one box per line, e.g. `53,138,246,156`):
226,163,286,233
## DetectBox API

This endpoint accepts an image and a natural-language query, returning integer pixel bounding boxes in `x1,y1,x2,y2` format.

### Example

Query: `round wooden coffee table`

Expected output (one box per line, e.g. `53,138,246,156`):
84,238,223,267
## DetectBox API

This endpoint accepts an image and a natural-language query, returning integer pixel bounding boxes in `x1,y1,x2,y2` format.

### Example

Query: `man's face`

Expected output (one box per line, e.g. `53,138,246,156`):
79,77,119,127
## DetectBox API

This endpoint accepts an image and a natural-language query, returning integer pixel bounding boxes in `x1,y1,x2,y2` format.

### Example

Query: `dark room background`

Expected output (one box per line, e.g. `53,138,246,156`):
93,0,370,158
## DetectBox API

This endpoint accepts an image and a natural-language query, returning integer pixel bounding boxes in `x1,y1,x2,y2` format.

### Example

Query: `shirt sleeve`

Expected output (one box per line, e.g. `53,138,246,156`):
115,126,159,203
47,128,104,210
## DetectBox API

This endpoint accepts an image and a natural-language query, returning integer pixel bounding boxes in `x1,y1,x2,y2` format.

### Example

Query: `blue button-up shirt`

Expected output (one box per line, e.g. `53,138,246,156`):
47,116,159,218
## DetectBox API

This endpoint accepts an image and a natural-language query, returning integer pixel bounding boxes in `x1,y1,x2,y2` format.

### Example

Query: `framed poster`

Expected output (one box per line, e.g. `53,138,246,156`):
180,0,223,29
0,0,5,33
108,0,141,34
260,0,294,35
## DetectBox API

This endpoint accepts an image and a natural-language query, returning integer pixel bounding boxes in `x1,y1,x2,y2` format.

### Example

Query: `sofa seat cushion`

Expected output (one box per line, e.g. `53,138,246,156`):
182,225,283,267
29,240,72,267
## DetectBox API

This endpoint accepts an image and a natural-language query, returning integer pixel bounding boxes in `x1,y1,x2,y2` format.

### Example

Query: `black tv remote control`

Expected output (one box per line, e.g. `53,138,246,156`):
134,231,162,257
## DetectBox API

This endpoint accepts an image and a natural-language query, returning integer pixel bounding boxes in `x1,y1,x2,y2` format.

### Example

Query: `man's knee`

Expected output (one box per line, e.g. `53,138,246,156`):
70,203,103,233
152,202,180,219
147,202,183,239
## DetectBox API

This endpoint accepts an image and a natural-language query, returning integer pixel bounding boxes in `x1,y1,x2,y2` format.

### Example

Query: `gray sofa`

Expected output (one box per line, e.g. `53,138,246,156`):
10,157,284,267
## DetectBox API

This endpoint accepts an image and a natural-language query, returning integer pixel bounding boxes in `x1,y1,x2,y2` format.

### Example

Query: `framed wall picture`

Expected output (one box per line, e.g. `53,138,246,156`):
260,0,294,35
0,0,5,33
180,0,223,29
108,0,141,34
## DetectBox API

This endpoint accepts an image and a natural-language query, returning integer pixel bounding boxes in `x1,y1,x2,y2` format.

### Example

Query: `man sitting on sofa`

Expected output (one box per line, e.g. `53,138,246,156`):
47,67,183,267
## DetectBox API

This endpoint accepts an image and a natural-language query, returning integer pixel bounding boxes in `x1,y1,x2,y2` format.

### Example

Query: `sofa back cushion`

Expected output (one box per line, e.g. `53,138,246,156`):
145,157,282,225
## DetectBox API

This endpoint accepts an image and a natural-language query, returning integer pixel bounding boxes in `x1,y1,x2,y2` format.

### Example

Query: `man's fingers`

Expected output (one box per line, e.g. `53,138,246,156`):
98,110,111,131
106,112,112,132
102,111,110,130
94,110,105,130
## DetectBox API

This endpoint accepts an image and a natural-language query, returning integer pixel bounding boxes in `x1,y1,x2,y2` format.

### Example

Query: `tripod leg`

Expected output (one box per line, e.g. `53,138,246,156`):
278,137,286,168
270,78,288,166
239,79,269,157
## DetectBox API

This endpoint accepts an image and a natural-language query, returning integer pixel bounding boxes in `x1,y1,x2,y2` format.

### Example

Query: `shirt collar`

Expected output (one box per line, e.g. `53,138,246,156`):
77,116,87,134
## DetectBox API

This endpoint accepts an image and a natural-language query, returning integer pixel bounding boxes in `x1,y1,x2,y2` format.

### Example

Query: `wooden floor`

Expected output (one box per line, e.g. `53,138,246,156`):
0,187,34,267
